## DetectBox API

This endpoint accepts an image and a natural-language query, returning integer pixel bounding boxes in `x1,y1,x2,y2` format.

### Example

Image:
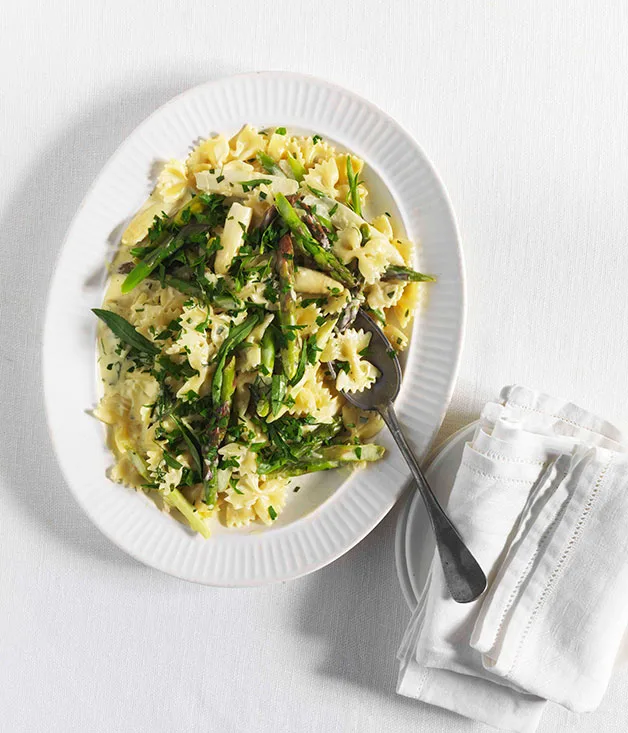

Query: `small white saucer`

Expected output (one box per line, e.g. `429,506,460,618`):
395,420,479,609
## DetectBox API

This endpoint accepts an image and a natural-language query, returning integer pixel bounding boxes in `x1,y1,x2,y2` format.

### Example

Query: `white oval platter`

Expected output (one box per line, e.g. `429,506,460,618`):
43,72,465,586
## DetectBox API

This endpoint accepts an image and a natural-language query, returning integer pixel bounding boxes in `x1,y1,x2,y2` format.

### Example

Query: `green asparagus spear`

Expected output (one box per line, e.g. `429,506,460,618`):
316,444,385,462
270,374,287,416
271,444,384,478
260,326,276,375
308,417,344,443
381,266,436,283
275,460,341,477
346,156,362,217
221,355,236,403
121,225,201,293
163,488,210,538
127,450,150,481
336,297,361,332
255,327,276,417
203,356,236,506
211,313,260,407
275,193,356,288
121,195,220,293
276,233,301,381
300,202,331,250
256,151,282,175
286,153,306,182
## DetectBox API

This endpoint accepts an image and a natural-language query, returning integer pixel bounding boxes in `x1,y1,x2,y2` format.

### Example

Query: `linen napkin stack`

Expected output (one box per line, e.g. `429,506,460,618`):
397,385,628,732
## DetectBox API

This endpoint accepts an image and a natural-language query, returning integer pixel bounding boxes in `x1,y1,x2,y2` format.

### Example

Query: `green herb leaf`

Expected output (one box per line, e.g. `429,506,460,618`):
163,452,183,470
211,313,261,406
171,416,203,478
305,335,322,365
92,309,160,356
156,355,197,379
268,505,278,520
291,342,308,386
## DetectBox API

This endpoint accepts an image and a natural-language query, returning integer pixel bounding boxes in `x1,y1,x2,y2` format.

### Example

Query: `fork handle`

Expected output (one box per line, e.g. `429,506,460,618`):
380,404,487,603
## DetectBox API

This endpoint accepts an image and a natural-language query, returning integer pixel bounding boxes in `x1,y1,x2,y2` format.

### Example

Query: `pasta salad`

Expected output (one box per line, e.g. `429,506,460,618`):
93,126,434,537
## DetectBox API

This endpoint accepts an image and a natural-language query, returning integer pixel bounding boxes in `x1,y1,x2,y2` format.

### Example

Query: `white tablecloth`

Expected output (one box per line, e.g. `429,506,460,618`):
3,2,628,731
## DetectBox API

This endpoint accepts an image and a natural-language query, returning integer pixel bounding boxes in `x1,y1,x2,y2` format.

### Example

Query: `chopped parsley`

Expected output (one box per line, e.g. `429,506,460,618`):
307,185,326,199
240,179,272,193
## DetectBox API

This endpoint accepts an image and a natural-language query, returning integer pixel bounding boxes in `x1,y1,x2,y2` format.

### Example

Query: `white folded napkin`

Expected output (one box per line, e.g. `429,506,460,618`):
397,385,628,732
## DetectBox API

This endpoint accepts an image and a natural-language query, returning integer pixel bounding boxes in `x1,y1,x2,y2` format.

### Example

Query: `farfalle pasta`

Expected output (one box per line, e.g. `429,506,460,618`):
93,126,434,537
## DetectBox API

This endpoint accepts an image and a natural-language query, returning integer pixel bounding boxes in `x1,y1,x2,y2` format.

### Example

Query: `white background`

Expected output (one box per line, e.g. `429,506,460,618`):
2,1,628,731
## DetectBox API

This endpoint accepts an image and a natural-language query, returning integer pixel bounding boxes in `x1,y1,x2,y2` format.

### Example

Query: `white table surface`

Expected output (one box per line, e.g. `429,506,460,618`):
2,2,628,731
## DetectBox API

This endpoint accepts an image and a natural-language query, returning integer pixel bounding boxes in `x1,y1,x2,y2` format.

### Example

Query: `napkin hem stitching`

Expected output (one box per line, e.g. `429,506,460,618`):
506,399,604,433
461,464,536,484
505,453,613,676
475,449,547,467
484,481,570,653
